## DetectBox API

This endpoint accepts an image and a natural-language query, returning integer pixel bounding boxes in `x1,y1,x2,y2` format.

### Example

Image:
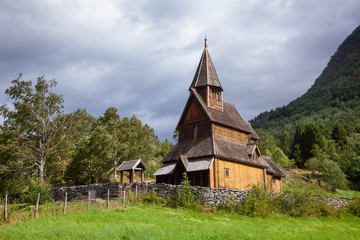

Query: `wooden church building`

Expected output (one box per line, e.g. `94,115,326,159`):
154,39,285,192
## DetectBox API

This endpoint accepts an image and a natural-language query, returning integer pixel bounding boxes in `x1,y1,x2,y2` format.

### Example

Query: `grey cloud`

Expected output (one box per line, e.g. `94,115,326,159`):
1,0,360,142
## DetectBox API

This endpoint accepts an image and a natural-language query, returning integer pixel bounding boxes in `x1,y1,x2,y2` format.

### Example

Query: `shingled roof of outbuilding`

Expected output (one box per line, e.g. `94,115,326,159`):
189,40,223,91
116,159,148,171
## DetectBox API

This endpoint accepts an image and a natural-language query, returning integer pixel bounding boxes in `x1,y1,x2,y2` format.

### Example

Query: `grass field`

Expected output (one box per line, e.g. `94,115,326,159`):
1,203,360,240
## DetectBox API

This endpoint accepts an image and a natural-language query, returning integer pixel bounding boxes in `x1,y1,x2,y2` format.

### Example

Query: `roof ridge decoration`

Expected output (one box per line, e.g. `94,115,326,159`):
189,39,223,91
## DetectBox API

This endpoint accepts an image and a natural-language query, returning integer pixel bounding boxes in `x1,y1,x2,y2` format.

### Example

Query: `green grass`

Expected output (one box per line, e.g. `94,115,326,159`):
336,189,360,198
1,203,360,240
282,169,360,198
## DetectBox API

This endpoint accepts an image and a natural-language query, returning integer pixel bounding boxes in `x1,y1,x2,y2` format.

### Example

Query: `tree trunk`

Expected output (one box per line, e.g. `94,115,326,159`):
39,160,45,183
114,160,117,180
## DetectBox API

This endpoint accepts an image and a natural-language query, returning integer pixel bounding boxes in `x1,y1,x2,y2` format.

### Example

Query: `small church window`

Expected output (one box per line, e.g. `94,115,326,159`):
216,92,220,100
225,168,230,177
272,176,276,183
194,126,198,139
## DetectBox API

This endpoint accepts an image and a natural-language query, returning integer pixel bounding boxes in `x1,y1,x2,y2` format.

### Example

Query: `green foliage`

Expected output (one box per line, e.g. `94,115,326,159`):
64,108,168,184
139,190,166,205
19,179,53,204
305,157,321,173
176,173,202,208
257,131,294,168
321,159,347,190
332,121,347,148
0,74,65,183
235,185,276,217
0,75,171,192
347,195,360,217
250,26,360,188
304,145,347,190
217,186,343,218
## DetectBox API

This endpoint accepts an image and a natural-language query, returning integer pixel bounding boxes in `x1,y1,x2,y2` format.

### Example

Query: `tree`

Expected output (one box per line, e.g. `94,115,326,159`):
65,109,160,184
46,108,95,184
0,128,32,194
97,107,124,180
0,74,65,183
331,121,347,148
257,131,293,168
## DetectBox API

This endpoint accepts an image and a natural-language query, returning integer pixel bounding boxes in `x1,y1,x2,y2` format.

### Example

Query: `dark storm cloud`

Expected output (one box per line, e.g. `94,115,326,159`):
1,0,360,142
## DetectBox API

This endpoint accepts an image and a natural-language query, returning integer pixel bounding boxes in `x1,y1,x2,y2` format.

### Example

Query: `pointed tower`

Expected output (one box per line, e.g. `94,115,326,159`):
154,39,285,193
189,38,223,111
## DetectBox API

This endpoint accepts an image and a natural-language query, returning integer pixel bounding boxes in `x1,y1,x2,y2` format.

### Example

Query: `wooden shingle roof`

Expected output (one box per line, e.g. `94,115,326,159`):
162,136,214,163
260,156,285,177
189,42,223,91
176,88,252,134
116,159,148,171
247,122,260,140
162,136,275,171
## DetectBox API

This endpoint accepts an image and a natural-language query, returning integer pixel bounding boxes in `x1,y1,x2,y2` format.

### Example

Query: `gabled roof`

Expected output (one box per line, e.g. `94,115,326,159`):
116,159,148,171
176,88,252,134
246,122,260,140
162,136,214,163
260,156,285,177
246,143,261,155
189,41,223,91
153,162,176,176
154,156,213,176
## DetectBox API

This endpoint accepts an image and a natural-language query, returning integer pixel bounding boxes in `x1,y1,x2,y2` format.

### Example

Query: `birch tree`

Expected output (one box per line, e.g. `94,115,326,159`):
0,74,65,183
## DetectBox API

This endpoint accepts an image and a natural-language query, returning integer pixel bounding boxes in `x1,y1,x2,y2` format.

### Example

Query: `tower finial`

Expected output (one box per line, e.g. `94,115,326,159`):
205,34,207,48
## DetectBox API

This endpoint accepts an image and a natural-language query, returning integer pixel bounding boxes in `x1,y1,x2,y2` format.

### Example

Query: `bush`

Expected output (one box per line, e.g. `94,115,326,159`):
19,179,53,204
347,196,360,217
139,190,165,205
275,193,341,218
321,159,348,190
176,173,202,208
216,186,342,218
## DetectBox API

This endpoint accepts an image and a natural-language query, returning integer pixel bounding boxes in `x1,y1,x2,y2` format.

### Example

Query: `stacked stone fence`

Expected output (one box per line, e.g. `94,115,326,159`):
50,182,352,209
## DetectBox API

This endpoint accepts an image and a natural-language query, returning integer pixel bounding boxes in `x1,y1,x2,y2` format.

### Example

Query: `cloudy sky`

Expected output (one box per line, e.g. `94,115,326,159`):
1,0,360,142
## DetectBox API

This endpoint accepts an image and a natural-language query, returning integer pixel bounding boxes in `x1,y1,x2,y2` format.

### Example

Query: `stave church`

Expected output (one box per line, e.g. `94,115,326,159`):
154,39,285,192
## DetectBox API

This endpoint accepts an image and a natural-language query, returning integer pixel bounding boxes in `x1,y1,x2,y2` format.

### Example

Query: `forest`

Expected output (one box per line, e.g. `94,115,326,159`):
252,25,360,191
0,74,172,196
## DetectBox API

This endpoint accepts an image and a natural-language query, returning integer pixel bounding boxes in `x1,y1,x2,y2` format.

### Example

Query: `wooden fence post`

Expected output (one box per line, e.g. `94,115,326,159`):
34,192,40,218
135,185,138,199
4,194,8,223
107,189,110,209
123,187,126,208
63,192,68,215
87,190,90,209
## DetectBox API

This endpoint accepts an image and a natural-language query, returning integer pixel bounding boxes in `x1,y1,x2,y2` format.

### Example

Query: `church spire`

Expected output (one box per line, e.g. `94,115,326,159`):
189,39,223,91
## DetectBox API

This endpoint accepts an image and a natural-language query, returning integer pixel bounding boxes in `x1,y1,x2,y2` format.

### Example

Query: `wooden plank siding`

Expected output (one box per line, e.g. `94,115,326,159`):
183,98,208,125
217,159,264,190
209,160,215,188
212,124,249,145
266,174,282,192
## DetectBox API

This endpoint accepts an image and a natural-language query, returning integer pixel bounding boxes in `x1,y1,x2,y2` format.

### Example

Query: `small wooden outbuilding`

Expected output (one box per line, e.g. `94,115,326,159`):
116,159,148,184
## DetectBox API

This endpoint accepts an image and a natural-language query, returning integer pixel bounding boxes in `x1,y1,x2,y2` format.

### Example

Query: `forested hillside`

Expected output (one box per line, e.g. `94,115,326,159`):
251,25,360,190
0,75,171,195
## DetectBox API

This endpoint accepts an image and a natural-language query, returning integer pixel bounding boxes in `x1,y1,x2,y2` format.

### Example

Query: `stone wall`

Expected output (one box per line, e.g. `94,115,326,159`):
50,182,351,209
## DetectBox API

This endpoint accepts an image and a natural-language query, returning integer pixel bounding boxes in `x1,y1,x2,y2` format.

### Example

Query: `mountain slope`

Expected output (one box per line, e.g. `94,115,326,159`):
251,25,360,134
